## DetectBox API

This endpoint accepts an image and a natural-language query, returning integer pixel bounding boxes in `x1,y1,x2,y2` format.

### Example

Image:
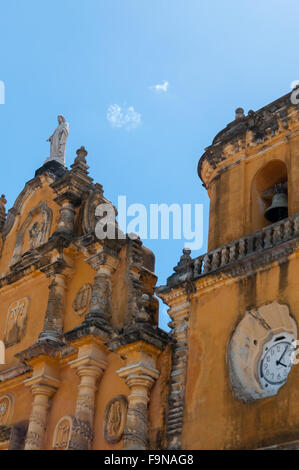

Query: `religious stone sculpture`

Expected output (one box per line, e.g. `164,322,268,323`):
45,115,69,166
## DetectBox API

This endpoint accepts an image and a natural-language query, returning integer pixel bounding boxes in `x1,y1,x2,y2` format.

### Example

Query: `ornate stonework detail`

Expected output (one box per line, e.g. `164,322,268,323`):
24,431,43,449
103,395,128,443
85,250,119,323
158,213,299,294
10,201,52,266
4,297,30,347
76,394,94,414
24,383,58,450
197,92,298,186
68,416,93,450
73,284,92,316
0,394,14,426
82,184,105,235
166,301,190,450
39,274,67,342
0,194,7,232
111,337,165,451
28,220,45,249
52,416,72,450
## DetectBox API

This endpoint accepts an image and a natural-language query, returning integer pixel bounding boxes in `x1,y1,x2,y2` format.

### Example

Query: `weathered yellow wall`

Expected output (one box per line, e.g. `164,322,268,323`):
0,171,170,450
182,254,299,449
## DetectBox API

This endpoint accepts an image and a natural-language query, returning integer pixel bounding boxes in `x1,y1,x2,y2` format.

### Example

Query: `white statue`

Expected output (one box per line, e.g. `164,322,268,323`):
45,115,69,166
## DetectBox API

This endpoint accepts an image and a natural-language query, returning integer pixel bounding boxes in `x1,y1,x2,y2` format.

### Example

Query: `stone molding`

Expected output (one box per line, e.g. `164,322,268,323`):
197,92,299,186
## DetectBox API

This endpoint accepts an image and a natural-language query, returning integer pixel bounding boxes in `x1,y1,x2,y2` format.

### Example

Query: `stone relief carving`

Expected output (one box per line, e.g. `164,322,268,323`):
0,394,14,426
11,202,52,266
3,297,30,347
52,415,93,450
52,416,72,450
103,395,128,443
28,220,46,249
82,184,105,235
73,284,92,316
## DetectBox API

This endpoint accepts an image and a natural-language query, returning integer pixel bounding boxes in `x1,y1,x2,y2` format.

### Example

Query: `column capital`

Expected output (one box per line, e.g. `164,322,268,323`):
85,248,119,274
27,382,58,399
67,335,108,376
117,362,160,389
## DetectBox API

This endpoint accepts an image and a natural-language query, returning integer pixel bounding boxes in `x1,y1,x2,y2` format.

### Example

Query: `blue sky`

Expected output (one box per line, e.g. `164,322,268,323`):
1,0,299,329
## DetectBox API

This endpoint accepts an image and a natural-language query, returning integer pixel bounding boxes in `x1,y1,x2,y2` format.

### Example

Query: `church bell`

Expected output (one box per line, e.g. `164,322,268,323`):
264,190,288,223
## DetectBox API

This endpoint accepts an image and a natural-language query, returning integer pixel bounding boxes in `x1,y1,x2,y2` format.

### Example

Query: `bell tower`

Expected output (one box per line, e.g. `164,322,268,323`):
158,90,299,450
198,98,299,251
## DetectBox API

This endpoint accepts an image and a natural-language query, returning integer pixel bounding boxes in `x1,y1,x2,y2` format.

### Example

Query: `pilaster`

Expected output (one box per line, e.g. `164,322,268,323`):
108,324,169,449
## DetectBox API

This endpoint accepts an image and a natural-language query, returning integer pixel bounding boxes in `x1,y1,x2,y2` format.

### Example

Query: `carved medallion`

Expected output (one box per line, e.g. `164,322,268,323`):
0,394,14,425
52,415,93,450
4,297,30,347
73,284,92,316
103,395,128,443
52,416,72,450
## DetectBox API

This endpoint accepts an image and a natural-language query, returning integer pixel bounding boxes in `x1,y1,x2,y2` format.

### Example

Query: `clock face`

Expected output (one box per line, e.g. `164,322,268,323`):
258,332,295,392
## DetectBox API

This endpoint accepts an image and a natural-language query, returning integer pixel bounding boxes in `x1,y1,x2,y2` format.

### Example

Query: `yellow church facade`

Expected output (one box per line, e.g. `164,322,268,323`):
1,88,299,450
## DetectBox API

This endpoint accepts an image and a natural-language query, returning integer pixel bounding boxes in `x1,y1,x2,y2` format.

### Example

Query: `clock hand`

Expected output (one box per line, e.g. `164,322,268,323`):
276,345,289,367
277,361,287,368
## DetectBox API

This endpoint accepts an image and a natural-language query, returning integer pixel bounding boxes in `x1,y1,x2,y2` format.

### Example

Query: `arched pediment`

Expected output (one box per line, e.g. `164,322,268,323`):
2,178,43,239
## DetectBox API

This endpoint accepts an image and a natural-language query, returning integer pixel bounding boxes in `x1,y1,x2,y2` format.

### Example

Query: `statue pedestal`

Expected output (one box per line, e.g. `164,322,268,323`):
35,160,67,179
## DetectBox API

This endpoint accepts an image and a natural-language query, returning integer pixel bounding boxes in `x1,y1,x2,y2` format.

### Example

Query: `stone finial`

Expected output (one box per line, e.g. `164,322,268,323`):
70,146,89,175
235,108,245,120
178,248,192,266
0,195,7,231
0,194,7,212
76,146,88,161
135,293,152,324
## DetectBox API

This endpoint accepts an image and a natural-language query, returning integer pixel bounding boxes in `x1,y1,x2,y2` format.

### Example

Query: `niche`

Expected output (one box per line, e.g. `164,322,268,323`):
251,160,288,232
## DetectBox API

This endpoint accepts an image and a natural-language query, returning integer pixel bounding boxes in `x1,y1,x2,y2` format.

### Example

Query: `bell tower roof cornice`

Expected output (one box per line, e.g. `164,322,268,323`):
198,90,299,188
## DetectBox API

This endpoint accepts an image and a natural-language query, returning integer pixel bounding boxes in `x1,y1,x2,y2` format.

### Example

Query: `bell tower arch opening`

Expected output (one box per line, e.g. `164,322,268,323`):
251,159,288,232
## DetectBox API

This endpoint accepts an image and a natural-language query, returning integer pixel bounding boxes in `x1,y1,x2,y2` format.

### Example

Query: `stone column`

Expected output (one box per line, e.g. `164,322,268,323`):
117,361,159,450
68,337,108,449
56,200,76,235
75,365,104,426
39,272,67,342
163,297,190,450
24,383,57,450
85,250,119,324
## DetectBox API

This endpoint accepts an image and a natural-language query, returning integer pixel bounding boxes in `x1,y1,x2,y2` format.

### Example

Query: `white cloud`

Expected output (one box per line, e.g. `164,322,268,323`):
107,104,142,131
150,80,169,93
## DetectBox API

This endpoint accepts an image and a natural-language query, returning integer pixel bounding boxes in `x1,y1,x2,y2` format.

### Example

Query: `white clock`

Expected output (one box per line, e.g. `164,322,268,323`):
228,302,297,402
258,332,295,394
